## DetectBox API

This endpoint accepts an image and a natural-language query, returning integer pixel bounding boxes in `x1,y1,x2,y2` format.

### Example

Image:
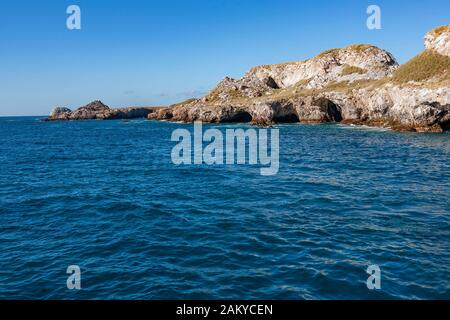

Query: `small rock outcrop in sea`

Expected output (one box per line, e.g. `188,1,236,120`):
46,100,157,121
147,25,450,132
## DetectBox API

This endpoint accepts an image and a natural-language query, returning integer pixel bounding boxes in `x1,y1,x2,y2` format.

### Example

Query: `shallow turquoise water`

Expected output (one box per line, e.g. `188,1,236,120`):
0,117,449,299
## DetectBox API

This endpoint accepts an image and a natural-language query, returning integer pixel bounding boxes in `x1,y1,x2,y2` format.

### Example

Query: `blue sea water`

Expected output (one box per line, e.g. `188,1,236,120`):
0,116,449,300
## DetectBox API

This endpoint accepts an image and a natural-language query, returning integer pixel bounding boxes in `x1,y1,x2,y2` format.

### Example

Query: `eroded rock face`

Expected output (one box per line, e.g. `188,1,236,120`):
327,85,450,132
294,97,342,123
199,45,398,103
47,100,156,121
425,26,450,57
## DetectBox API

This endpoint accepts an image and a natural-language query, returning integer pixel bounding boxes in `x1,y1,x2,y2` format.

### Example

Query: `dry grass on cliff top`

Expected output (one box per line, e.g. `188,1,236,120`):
318,44,375,58
341,65,367,76
392,50,450,83
262,77,386,99
251,59,308,72
170,98,197,108
345,44,376,53
430,25,450,36
251,45,375,71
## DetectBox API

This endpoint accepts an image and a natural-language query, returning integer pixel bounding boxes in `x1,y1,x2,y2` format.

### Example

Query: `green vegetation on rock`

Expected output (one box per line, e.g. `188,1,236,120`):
341,65,367,76
392,50,450,83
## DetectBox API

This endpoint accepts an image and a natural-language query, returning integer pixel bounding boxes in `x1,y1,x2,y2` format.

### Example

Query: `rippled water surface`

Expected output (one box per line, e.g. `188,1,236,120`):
0,117,449,299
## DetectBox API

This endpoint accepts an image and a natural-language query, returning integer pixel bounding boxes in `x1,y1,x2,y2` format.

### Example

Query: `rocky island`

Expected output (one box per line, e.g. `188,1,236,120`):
45,101,159,121
46,26,450,132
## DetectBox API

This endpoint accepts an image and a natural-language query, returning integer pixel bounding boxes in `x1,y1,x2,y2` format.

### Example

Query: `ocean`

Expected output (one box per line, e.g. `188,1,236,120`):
0,117,449,299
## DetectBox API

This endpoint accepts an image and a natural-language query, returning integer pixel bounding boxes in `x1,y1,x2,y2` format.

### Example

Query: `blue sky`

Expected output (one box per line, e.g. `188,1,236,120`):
0,0,449,116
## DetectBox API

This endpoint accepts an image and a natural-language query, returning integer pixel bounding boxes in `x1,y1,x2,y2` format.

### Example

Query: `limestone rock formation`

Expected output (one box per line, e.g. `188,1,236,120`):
244,44,397,90
148,26,450,132
425,25,450,57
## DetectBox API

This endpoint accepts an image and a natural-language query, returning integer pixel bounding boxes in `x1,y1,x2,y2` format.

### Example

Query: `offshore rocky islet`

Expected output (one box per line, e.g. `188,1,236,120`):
47,26,450,132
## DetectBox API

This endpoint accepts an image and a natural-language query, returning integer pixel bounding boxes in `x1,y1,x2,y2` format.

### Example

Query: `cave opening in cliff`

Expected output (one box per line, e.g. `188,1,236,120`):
440,120,450,132
273,113,300,123
224,111,253,123
265,77,280,89
326,100,343,122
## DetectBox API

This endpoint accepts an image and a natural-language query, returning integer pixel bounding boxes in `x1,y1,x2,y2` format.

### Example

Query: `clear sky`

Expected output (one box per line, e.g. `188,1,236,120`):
0,0,449,116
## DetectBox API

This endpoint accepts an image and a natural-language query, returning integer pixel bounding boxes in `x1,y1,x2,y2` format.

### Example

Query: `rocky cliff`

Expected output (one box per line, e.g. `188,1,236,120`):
46,26,450,132
148,26,450,132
